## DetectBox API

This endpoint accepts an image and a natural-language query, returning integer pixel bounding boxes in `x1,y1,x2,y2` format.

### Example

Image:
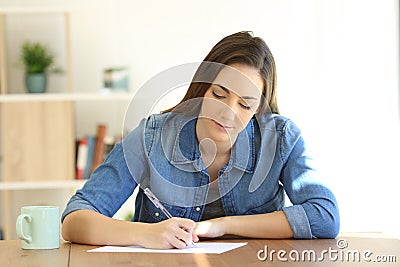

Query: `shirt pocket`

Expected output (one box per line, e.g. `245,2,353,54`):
142,198,187,222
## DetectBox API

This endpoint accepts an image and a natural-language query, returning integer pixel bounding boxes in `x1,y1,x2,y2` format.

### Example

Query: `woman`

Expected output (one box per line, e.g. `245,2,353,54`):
62,31,340,249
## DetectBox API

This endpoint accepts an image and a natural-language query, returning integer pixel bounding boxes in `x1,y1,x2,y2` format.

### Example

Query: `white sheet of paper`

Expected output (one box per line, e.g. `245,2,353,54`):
87,242,247,254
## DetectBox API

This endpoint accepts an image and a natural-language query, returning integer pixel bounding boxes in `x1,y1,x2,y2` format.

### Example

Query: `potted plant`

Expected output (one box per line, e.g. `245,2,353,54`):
20,41,60,93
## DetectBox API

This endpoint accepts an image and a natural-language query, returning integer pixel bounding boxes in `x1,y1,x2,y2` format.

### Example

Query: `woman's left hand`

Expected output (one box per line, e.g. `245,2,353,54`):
194,217,227,238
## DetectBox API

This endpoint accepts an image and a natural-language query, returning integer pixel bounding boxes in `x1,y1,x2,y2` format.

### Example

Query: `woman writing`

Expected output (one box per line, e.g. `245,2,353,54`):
62,31,340,249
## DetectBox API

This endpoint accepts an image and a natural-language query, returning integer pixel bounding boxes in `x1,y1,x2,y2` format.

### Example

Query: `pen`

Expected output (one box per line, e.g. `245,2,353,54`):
144,187,173,218
143,187,197,247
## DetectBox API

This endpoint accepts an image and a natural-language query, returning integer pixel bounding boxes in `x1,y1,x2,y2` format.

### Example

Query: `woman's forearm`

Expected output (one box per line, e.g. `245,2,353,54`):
62,209,198,249
224,211,293,238
62,210,146,246
196,211,294,239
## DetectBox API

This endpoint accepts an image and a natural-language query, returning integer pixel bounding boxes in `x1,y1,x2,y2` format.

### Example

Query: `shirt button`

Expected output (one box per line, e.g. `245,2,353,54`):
222,173,227,177
195,207,201,212
155,212,160,217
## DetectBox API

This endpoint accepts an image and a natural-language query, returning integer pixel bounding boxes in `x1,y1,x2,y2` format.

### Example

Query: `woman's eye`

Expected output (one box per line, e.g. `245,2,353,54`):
239,103,251,110
212,90,225,99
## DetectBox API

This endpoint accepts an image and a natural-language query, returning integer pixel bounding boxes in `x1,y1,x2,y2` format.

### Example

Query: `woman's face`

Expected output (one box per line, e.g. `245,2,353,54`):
198,64,264,144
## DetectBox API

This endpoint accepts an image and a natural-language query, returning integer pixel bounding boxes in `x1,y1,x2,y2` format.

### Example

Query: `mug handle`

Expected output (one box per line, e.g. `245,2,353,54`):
16,214,32,243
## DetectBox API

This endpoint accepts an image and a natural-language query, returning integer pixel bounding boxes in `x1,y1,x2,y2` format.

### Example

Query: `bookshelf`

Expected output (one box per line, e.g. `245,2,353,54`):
0,92,132,239
0,7,133,239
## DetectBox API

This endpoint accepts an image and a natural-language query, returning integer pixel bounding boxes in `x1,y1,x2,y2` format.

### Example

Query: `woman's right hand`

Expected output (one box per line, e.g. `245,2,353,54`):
139,217,199,249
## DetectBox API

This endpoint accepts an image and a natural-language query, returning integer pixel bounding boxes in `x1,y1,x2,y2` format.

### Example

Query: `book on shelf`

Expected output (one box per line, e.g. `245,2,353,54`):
84,136,96,179
91,124,107,173
76,137,88,180
75,124,120,180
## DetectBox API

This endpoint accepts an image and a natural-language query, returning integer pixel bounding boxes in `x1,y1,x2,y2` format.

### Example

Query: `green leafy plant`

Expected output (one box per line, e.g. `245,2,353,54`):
21,41,61,74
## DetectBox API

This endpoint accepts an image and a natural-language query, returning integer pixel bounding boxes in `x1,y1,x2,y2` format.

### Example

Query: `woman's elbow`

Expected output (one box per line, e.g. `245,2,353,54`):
61,214,74,242
312,213,340,239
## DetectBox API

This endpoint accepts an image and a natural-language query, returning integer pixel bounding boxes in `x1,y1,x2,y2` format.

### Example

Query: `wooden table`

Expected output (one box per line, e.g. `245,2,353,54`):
0,240,70,267
2,234,399,266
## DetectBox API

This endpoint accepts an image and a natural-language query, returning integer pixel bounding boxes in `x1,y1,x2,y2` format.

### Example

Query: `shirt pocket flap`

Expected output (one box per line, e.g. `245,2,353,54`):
143,198,187,222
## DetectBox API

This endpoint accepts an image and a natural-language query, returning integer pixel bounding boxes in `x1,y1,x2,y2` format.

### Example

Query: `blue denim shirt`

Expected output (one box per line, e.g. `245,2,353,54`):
62,112,340,239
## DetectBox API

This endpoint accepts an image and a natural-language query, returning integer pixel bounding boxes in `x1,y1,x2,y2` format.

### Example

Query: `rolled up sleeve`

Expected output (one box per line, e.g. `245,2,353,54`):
282,205,312,239
280,120,340,239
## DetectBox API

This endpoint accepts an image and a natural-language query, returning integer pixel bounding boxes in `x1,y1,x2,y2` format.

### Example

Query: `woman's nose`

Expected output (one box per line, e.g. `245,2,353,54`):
220,103,236,122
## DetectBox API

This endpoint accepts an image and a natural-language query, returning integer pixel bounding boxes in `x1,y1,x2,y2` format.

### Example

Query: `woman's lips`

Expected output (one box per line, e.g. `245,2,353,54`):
214,120,234,131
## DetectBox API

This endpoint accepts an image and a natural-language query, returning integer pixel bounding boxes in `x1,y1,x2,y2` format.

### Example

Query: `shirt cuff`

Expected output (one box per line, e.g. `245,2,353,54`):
282,205,312,239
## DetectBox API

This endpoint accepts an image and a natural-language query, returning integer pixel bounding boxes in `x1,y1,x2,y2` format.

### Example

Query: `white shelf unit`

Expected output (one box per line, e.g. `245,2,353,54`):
0,91,132,240
0,7,133,240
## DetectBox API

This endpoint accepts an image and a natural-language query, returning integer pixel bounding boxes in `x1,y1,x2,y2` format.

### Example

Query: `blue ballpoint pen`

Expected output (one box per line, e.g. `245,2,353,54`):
144,187,197,247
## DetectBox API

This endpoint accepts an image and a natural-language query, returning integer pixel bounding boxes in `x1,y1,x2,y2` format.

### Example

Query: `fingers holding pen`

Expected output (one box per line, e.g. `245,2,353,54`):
142,188,198,248
169,217,198,247
142,217,198,249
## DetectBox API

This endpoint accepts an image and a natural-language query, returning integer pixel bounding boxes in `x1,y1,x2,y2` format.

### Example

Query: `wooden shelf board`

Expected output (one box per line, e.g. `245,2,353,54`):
0,92,133,102
0,180,87,190
0,7,73,14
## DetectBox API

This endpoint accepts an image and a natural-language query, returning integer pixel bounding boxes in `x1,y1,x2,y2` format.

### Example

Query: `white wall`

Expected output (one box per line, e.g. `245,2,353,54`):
1,0,399,237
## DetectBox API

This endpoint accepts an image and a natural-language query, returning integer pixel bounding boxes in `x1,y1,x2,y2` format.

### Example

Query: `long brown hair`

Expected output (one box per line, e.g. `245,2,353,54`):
162,31,279,115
